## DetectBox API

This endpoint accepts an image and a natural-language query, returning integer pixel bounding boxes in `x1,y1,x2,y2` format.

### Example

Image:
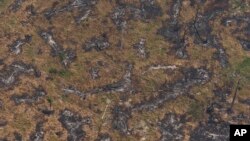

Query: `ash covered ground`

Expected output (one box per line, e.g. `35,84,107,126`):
0,0,250,141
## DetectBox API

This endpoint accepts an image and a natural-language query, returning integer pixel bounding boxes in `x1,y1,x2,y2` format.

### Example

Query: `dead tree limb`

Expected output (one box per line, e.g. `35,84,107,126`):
230,79,241,111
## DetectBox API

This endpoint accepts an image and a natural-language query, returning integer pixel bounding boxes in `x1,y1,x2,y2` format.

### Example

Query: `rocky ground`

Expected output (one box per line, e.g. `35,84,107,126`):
0,0,250,141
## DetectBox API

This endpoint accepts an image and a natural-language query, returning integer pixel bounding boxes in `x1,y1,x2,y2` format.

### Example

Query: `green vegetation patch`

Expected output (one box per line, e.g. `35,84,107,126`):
236,57,250,80
58,69,73,78
59,52,67,61
230,0,250,13
48,67,73,78
48,67,58,74
188,102,204,121
0,0,5,5
0,0,8,10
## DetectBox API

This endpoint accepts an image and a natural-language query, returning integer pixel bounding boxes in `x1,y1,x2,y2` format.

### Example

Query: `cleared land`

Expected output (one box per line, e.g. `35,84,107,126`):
0,0,250,141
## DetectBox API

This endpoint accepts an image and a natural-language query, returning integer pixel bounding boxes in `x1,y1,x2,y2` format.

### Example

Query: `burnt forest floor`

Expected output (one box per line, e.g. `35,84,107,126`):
0,0,250,141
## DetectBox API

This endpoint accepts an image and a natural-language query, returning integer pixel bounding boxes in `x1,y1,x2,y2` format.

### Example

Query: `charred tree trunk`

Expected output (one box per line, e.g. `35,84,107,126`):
229,79,241,111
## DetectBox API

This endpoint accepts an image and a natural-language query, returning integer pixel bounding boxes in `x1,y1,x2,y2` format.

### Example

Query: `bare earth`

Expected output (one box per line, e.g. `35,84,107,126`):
0,0,250,141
